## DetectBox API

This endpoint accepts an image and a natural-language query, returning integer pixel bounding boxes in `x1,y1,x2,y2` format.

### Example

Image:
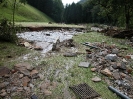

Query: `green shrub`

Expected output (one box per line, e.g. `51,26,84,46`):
0,19,18,43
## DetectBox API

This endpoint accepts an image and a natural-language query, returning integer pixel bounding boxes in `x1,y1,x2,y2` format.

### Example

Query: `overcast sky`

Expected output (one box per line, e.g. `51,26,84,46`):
62,0,80,6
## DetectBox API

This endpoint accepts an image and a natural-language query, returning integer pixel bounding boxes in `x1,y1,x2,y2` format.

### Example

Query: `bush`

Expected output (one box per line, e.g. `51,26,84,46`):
0,19,18,43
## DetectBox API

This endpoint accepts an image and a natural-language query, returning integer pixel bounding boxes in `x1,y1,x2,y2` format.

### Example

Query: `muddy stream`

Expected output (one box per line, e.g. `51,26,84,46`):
16,29,83,98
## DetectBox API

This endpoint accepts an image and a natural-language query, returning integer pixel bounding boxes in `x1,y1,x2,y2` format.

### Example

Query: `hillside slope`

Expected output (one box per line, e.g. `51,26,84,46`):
0,4,54,22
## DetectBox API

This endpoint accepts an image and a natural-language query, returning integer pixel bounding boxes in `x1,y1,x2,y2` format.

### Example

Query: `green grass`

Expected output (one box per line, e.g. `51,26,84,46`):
0,42,30,67
0,4,53,22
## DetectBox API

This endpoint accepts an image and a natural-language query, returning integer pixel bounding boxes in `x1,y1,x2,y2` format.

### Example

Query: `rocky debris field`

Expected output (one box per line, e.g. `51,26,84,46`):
1,28,133,99
0,62,58,99
1,39,133,98
83,41,133,98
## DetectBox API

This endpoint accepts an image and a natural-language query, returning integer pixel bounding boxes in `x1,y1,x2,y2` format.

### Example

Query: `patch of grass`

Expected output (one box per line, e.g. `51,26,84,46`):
0,42,30,67
0,4,53,22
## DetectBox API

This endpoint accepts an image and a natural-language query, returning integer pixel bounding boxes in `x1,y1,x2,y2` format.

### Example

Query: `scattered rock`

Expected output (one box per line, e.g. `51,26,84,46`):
92,76,101,82
0,67,10,77
78,62,90,68
126,67,132,74
30,69,38,77
24,42,32,48
120,73,127,78
112,48,119,54
34,46,43,50
91,68,97,72
125,55,131,59
19,74,24,78
40,82,50,91
112,72,120,80
0,91,7,97
31,94,38,99
105,54,117,62
38,74,44,80
101,68,112,77
116,62,127,70
20,69,30,76
17,87,23,92
0,82,9,89
21,76,30,87
63,52,77,57
44,90,52,96
29,83,34,89
14,62,33,71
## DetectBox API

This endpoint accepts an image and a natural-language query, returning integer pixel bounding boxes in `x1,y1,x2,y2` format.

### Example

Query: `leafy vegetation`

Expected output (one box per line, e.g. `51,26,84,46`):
0,19,18,42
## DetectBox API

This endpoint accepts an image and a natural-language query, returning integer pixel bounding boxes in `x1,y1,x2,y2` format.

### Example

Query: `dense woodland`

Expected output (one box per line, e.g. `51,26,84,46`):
26,0,133,29
1,0,133,29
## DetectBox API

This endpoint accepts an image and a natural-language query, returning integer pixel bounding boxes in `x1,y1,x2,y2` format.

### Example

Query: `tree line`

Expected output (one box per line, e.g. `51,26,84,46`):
26,0,64,22
26,0,133,29
1,0,133,29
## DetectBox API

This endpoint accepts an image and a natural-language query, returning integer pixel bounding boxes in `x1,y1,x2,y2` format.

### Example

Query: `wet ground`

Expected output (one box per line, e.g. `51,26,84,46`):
17,29,82,55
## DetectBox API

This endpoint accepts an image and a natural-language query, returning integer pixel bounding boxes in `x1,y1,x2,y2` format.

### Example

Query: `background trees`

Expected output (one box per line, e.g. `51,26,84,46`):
27,0,64,22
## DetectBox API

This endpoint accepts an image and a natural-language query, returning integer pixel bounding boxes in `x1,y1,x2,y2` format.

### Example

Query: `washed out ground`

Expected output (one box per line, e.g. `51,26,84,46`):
0,29,133,99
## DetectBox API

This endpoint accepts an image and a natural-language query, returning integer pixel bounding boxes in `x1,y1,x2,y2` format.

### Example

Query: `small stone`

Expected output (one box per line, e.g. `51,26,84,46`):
119,62,127,70
125,55,131,59
20,69,30,76
30,69,38,76
31,94,38,99
63,52,77,57
0,82,9,89
120,73,127,78
44,90,52,96
0,67,10,77
40,80,51,91
92,76,101,82
24,42,32,48
112,72,120,80
21,76,30,87
34,46,43,50
91,68,97,72
17,87,23,92
19,74,24,78
23,87,31,93
14,62,33,71
122,58,127,63
101,68,112,77
112,64,118,69
112,48,119,54
126,68,132,74
38,74,44,80
29,83,34,89
105,54,117,62
0,89,6,93
0,91,7,97
78,62,90,68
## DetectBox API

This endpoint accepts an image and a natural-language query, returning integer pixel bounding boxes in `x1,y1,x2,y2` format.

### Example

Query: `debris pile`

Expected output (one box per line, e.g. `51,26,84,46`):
83,42,133,98
0,63,56,98
100,28,133,39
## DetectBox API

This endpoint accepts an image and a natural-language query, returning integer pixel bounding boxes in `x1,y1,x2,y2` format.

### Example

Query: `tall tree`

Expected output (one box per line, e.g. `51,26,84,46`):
90,0,133,29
